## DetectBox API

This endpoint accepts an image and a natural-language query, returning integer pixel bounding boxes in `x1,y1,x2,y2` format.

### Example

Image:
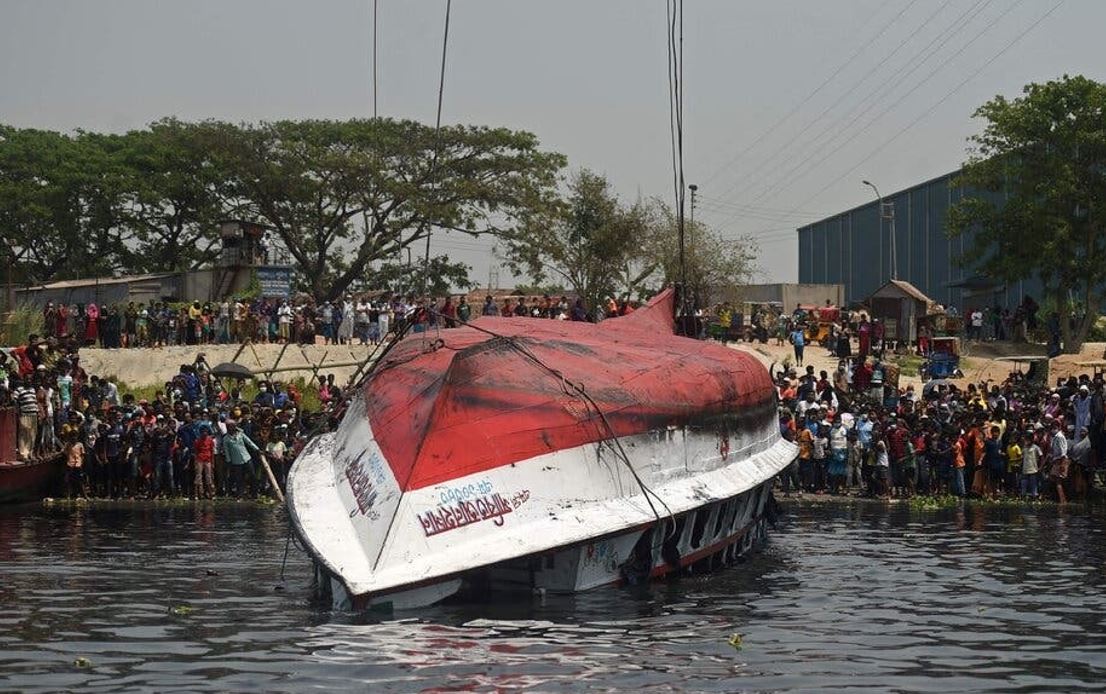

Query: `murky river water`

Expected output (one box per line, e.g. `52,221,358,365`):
1,500,1104,692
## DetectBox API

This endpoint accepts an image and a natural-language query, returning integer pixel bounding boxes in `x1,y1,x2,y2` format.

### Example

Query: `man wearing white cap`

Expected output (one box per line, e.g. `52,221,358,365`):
1073,384,1091,442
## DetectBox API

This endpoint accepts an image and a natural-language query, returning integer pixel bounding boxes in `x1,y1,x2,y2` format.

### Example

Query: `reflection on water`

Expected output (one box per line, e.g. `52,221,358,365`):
1,501,1105,692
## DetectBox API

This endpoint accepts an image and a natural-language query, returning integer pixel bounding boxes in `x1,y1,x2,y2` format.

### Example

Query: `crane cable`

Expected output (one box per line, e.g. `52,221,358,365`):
666,0,690,325
419,0,452,300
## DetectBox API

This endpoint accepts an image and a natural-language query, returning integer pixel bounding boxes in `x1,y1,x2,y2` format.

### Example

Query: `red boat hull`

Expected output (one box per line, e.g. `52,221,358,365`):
0,459,60,503
0,407,61,503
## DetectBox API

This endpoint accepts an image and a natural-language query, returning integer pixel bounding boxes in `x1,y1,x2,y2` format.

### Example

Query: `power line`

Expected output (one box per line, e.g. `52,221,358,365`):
696,205,823,226
718,0,1028,234
797,0,1064,208
738,0,1006,210
742,0,1065,247
711,0,967,208
700,0,912,187
695,196,826,218
695,197,826,220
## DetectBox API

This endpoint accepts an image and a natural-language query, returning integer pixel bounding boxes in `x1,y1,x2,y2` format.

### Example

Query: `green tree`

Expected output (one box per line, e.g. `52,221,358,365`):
210,118,563,302
107,119,235,272
0,126,126,285
627,201,756,308
512,282,566,296
949,75,1106,353
360,255,474,297
503,169,642,314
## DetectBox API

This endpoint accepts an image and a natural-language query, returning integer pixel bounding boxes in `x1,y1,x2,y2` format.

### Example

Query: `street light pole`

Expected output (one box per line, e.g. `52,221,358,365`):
862,180,896,281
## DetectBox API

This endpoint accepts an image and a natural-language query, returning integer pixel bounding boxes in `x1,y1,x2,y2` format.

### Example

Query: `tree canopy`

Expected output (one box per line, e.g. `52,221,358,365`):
0,126,126,283
949,75,1106,353
361,255,475,298
503,169,756,313
630,202,756,307
108,119,235,272
0,118,564,300
502,169,644,314
209,118,564,301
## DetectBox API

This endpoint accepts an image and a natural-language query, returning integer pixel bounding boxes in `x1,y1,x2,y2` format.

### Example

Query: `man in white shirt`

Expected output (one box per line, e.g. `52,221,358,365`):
103,380,119,407
970,309,984,342
355,299,370,345
277,301,293,342
1048,421,1069,503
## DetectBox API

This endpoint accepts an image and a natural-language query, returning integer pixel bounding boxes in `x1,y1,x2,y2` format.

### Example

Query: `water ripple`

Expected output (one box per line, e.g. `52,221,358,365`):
1,502,1105,691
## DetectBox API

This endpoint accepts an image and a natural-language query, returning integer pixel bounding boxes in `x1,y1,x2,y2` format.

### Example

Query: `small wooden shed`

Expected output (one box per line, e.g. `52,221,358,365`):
867,280,935,343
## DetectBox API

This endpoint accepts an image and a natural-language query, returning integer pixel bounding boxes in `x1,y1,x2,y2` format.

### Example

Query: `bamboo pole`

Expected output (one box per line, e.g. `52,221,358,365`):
259,453,285,503
229,340,249,365
260,360,367,376
264,340,291,381
299,345,329,387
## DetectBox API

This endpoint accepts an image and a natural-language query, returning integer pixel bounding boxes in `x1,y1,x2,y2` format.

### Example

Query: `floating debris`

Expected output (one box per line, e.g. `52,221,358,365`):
728,633,743,650
169,605,195,616
73,656,93,668
205,569,219,576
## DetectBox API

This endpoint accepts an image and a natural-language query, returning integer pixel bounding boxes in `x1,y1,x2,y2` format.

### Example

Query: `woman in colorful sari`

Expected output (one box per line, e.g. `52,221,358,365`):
84,302,100,346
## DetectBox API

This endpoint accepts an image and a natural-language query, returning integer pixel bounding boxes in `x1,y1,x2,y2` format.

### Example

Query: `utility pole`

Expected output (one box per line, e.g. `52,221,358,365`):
688,184,698,225
862,180,897,281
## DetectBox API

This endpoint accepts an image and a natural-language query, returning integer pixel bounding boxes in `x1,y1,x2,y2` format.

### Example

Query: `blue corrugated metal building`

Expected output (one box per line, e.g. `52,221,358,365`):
796,169,1039,312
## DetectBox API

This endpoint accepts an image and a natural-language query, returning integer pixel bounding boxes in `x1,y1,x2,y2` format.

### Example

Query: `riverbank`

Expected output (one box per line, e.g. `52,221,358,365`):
736,339,1106,389
777,490,1106,511
40,495,283,510
77,342,377,388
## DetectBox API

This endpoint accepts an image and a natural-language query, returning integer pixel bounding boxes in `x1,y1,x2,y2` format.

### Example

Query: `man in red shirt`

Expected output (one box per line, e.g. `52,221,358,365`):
886,416,911,496
193,426,216,500
854,359,873,393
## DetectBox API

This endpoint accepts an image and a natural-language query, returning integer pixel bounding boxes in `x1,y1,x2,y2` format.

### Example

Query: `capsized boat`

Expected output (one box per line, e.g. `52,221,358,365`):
287,289,796,609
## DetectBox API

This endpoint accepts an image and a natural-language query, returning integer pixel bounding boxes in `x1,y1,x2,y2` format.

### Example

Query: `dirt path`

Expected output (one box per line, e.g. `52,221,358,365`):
734,338,1106,388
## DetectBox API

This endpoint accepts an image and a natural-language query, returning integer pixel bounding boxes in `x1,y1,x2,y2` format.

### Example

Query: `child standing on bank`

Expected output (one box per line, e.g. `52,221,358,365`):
811,424,828,493
1020,432,1042,499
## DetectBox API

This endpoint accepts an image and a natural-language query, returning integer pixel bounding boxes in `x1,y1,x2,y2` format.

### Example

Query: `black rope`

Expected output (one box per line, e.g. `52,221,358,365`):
666,1,687,313
424,311,676,532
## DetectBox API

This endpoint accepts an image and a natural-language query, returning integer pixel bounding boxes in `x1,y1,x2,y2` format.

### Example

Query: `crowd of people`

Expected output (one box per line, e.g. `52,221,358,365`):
36,292,635,349
775,347,1104,503
721,294,1069,368
1,334,348,500
11,289,1099,506
3,291,643,501
39,296,399,348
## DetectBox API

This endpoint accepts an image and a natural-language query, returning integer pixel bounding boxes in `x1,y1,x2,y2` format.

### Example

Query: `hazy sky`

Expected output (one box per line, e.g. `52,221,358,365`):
3,0,1103,288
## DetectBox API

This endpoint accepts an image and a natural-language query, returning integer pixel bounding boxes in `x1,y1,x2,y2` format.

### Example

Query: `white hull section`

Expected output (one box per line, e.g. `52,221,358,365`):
287,395,796,608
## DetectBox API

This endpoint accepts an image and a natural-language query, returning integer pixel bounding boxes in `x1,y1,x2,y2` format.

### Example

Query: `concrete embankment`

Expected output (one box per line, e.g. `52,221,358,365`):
79,343,377,387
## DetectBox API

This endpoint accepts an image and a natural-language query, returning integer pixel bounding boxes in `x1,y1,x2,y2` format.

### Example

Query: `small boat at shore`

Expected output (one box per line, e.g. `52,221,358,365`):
0,408,61,503
287,289,797,609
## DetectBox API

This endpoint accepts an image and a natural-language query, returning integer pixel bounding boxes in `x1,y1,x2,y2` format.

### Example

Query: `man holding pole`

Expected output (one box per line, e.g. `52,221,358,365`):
222,420,283,501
